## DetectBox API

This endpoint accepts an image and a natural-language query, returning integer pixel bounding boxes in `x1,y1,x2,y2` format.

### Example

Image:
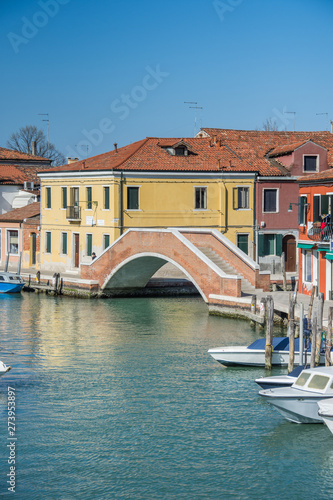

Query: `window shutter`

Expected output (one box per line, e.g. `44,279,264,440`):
321,195,329,216
258,234,265,257
233,188,238,209
313,196,320,222
298,196,306,225
276,234,283,256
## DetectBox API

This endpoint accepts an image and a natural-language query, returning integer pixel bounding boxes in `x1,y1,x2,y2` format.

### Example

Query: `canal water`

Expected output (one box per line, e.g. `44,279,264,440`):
0,294,333,499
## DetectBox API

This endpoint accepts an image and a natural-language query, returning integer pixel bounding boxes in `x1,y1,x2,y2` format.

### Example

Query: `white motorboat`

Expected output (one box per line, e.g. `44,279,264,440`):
259,367,333,424
317,399,333,434
255,365,305,390
0,361,11,377
208,337,321,367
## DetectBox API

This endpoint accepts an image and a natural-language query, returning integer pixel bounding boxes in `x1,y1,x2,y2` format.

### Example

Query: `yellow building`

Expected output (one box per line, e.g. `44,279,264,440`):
38,137,257,272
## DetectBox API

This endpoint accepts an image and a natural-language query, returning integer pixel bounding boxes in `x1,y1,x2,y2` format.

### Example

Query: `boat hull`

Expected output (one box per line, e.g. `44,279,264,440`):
0,362,11,377
318,399,333,434
208,346,321,367
0,283,25,293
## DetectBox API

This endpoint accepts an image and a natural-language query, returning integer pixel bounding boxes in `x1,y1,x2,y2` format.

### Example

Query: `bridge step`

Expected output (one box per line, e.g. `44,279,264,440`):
197,247,262,295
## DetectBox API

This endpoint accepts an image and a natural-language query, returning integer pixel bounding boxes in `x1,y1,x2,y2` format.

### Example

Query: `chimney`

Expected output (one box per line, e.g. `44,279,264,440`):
32,140,37,156
114,143,118,153
331,121,333,134
213,135,217,145
68,157,79,164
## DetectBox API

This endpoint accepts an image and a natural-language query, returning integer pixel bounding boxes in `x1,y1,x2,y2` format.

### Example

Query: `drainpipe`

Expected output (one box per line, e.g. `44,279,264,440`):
119,172,124,236
221,177,227,233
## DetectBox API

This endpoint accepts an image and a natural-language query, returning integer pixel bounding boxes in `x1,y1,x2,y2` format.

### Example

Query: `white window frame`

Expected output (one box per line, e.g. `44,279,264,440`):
6,229,19,255
303,249,312,283
236,186,250,210
194,186,207,210
263,188,279,213
303,154,319,173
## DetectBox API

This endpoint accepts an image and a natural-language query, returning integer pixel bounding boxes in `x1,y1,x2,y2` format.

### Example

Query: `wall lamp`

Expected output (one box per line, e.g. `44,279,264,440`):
288,202,310,212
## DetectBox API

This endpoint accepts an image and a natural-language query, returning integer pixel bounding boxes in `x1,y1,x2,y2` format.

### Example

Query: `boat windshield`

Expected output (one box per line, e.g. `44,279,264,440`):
308,375,330,391
0,276,4,281
295,372,311,387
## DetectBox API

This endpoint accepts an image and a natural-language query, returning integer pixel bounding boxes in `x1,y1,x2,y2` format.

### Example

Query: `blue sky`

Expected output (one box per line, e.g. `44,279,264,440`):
1,0,333,161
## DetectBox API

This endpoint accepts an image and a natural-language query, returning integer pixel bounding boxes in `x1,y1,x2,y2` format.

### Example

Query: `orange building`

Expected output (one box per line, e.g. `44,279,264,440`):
298,169,333,299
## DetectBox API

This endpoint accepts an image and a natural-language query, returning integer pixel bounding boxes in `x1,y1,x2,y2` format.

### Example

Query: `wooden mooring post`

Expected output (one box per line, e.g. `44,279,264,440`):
310,311,317,369
288,295,296,373
326,307,333,366
281,252,287,291
265,295,274,370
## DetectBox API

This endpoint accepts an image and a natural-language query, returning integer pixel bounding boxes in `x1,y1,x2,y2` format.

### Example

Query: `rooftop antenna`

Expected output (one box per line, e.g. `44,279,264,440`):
284,111,296,131
75,144,90,158
38,113,49,150
316,112,329,131
184,101,203,136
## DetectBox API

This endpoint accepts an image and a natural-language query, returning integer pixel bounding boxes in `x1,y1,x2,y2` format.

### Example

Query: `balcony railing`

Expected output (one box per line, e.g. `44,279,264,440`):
307,221,332,241
66,205,81,221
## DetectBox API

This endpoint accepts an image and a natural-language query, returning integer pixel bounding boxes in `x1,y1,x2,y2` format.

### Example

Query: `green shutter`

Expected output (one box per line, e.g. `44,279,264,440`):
62,233,67,255
87,187,92,210
276,234,283,256
104,187,110,210
46,232,51,253
104,234,110,250
313,196,320,222
258,234,265,257
321,195,329,216
62,187,67,209
46,187,51,208
127,187,139,210
87,234,92,256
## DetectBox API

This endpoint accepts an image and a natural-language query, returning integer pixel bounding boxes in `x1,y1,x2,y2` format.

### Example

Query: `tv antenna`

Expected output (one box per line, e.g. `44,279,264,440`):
184,101,203,135
284,111,296,131
316,112,329,131
38,113,49,150
75,144,90,158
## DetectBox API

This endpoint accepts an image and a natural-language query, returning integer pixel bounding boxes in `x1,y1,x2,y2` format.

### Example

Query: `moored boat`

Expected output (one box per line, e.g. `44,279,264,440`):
0,272,25,293
255,365,305,390
259,367,333,424
317,399,333,434
208,337,322,367
0,361,11,377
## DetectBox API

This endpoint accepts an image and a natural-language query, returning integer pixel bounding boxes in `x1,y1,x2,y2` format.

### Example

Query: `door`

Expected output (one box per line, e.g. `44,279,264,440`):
282,235,296,272
30,232,36,266
74,233,80,268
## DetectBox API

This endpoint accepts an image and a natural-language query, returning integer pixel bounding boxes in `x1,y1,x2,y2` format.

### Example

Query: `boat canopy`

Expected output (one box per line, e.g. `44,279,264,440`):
247,337,290,351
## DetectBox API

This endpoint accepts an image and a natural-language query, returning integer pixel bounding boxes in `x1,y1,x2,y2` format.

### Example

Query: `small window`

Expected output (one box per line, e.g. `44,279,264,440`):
127,187,139,210
7,230,18,254
175,146,186,156
263,189,278,213
45,232,51,254
304,250,312,282
295,371,311,387
103,234,110,250
304,155,317,172
104,187,110,210
308,375,330,391
298,196,307,225
234,187,249,209
46,187,51,209
195,187,207,209
237,234,249,255
87,187,92,210
86,233,92,257
62,187,67,209
61,233,68,255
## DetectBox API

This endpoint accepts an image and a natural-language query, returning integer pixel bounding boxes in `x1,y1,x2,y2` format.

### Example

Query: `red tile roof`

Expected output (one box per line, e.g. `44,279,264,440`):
0,147,48,162
0,202,40,222
298,169,333,183
267,140,311,157
0,165,31,184
37,129,333,178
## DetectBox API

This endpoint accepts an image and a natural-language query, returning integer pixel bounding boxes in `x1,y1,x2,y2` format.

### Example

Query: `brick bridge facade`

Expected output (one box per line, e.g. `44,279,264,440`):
80,229,270,302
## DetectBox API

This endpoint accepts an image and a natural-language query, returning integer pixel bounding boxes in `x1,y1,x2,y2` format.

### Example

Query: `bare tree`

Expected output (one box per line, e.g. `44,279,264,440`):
262,117,279,131
7,125,66,166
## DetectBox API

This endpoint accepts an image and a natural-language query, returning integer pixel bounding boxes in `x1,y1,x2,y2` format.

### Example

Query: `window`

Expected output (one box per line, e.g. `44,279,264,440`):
258,234,283,257
313,194,331,222
195,187,207,209
104,186,110,210
175,146,187,156
234,187,249,209
45,232,51,254
304,155,318,172
62,187,67,209
87,187,92,210
86,233,92,257
237,234,249,255
263,189,278,213
46,187,51,208
298,196,307,225
61,233,68,255
127,187,139,210
103,234,110,250
304,250,312,282
7,230,18,254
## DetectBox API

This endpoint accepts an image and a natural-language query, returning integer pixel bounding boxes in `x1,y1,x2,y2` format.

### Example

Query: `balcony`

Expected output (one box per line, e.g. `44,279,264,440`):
66,205,81,221
307,221,332,241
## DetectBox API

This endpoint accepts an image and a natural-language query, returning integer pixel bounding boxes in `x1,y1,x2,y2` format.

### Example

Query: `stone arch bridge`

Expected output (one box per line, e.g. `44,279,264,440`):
80,229,270,304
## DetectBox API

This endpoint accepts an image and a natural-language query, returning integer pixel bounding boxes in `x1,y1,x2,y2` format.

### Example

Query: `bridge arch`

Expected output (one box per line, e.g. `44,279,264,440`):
101,252,207,300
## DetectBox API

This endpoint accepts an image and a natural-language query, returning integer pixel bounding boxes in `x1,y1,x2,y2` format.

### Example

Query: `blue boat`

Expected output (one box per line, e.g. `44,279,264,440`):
0,272,25,293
